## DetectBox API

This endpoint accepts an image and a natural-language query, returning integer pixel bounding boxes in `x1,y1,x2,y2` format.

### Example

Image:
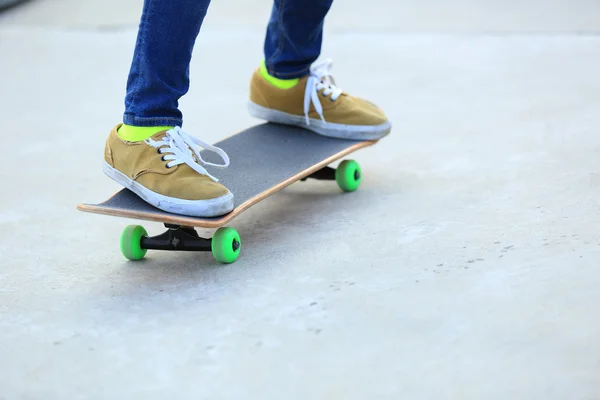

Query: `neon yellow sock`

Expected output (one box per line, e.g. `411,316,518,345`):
259,60,299,89
117,124,173,142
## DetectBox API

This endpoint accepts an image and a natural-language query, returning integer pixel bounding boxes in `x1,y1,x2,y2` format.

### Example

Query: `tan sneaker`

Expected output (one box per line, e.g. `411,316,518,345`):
248,58,391,140
103,124,234,217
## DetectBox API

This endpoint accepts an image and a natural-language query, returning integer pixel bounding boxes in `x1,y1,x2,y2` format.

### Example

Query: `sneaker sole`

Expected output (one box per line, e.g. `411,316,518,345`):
248,101,391,140
103,161,234,217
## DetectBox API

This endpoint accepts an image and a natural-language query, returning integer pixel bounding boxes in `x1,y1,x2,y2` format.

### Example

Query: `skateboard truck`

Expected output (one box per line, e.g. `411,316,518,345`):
120,224,241,264
301,166,336,181
140,225,212,252
301,160,362,192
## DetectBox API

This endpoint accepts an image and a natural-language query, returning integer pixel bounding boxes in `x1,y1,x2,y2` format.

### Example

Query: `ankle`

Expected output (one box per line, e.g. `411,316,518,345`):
117,124,173,142
259,60,299,89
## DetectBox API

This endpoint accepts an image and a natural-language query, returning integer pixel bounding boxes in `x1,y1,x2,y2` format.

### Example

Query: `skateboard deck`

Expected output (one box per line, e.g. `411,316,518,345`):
77,122,378,263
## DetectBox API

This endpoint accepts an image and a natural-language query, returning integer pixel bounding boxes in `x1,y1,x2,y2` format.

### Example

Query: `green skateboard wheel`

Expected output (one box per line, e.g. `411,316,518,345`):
212,227,241,264
120,225,148,260
335,160,362,192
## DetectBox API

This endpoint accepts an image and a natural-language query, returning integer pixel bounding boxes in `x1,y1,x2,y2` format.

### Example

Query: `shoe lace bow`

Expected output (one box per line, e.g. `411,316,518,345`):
145,127,229,182
303,58,344,126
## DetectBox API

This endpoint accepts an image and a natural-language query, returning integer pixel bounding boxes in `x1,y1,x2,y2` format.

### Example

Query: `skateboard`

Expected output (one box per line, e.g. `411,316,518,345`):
77,122,377,264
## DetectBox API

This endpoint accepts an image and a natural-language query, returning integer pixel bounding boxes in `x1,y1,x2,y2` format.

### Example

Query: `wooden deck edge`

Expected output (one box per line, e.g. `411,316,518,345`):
77,139,376,228
76,203,228,228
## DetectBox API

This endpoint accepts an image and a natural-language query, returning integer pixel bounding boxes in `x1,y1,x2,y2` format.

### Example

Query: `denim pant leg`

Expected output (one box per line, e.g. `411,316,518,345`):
263,0,334,79
123,0,212,127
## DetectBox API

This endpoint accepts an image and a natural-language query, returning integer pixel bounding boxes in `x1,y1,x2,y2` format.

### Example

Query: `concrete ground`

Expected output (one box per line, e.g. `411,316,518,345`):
1,0,599,398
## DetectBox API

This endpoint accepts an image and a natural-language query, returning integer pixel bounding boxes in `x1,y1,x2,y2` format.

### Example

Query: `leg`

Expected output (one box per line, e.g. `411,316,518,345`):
101,0,235,218
263,0,334,79
248,0,391,141
123,0,212,127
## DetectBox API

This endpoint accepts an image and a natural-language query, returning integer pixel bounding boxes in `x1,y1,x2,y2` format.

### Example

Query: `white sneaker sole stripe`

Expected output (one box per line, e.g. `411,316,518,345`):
103,161,234,217
248,101,391,140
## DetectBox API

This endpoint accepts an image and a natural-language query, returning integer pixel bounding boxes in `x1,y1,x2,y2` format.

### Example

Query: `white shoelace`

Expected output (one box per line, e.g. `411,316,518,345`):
303,58,344,126
145,127,229,182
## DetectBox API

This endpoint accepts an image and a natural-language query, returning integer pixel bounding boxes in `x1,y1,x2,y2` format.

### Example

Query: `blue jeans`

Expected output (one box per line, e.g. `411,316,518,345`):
123,0,333,127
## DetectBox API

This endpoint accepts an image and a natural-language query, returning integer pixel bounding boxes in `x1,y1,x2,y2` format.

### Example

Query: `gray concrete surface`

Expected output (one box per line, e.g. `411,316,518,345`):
1,0,600,399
